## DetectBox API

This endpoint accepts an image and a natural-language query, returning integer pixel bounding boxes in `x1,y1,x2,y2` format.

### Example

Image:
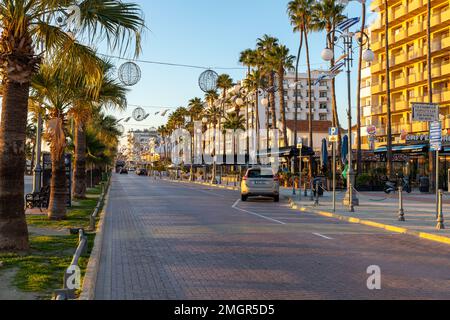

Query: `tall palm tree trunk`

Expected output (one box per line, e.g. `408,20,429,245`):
48,150,67,220
0,82,30,251
427,0,435,191
304,28,314,180
73,119,87,199
385,0,393,179
356,1,366,176
278,68,288,147
269,72,277,129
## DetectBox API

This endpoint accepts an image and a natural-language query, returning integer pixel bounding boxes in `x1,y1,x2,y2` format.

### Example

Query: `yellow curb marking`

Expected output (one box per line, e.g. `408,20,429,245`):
288,197,450,246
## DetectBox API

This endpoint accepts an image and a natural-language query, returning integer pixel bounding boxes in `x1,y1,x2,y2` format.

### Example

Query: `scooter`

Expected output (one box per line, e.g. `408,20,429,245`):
384,176,412,194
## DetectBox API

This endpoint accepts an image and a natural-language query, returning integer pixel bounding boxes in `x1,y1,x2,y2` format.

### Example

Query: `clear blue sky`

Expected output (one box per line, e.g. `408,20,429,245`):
107,0,376,131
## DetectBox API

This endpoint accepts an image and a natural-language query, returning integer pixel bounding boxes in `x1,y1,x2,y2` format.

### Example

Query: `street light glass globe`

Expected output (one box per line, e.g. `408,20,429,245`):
236,98,244,106
362,49,375,62
261,98,269,107
321,48,334,62
202,117,208,123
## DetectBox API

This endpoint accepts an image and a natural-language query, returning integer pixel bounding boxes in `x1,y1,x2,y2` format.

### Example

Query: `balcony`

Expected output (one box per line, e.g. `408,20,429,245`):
393,77,407,89
393,100,408,111
391,7,407,23
431,13,441,27
391,54,406,66
408,0,423,12
408,47,424,60
442,37,450,50
407,22,424,38
363,106,372,117
440,91,450,103
394,30,407,43
441,9,450,25
392,123,410,135
372,39,383,52
412,122,428,133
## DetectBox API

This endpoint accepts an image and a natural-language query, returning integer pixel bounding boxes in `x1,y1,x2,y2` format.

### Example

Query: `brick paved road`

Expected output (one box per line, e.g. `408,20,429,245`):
94,174,450,300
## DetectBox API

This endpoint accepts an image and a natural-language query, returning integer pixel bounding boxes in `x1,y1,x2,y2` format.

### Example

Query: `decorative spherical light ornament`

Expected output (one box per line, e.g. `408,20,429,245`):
321,48,334,62
198,69,219,93
362,49,375,63
132,107,146,122
261,98,269,107
235,97,244,106
117,124,125,136
118,62,141,86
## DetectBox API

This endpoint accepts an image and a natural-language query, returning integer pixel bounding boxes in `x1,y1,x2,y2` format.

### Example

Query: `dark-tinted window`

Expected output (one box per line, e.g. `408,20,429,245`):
248,169,274,179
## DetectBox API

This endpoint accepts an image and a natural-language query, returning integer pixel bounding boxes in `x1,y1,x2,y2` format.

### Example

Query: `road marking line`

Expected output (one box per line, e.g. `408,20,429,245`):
313,233,334,240
232,200,286,225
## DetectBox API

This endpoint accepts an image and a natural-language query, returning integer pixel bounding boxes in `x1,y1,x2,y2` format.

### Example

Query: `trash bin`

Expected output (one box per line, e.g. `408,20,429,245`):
419,176,430,193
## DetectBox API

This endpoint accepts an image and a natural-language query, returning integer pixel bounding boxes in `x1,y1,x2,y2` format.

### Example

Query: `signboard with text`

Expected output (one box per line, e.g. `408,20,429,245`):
430,121,442,151
412,103,439,122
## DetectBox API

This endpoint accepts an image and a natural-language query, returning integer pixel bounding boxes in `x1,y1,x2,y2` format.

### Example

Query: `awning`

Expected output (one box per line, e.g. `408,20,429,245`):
374,144,427,153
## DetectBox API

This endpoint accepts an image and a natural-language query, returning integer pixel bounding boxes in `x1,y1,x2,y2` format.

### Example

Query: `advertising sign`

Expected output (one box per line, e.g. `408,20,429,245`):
412,103,439,122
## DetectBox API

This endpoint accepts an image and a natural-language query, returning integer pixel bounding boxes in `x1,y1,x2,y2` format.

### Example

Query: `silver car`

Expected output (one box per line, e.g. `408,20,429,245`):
241,167,280,202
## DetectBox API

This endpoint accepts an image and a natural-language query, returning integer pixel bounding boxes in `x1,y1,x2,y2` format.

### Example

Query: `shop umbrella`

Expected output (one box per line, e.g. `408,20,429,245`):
320,138,328,167
341,135,349,165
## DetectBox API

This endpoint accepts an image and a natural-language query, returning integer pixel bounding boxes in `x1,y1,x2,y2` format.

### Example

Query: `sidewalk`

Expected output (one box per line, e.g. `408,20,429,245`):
281,187,450,245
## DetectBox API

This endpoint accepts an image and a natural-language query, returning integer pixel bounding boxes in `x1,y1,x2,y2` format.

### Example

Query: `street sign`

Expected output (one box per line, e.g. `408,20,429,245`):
412,103,439,122
430,121,442,151
366,125,377,136
329,127,339,142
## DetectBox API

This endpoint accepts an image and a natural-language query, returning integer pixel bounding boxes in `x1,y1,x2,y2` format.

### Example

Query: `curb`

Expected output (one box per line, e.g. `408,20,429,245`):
167,179,240,191
286,197,450,246
79,182,111,300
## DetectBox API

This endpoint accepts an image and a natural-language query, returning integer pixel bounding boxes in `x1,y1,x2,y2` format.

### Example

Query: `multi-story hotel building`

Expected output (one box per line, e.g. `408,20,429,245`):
363,0,450,148
217,71,333,152
360,0,450,185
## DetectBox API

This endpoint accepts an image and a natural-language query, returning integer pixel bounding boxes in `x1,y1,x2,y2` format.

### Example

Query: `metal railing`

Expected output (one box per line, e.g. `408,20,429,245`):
53,175,111,300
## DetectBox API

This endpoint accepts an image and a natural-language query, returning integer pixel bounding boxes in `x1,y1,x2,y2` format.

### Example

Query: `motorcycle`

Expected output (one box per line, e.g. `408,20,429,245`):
384,176,412,194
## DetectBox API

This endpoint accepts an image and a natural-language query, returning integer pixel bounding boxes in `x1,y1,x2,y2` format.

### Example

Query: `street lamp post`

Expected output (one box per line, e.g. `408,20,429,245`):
321,22,374,210
32,113,43,193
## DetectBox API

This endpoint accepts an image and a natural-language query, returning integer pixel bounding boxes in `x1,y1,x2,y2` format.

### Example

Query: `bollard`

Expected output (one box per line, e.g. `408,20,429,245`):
398,185,405,221
314,181,319,207
437,190,445,230
349,183,355,213
304,182,308,197
310,180,314,201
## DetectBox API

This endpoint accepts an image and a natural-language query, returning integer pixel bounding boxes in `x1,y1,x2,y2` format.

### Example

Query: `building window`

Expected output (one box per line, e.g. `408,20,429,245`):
319,103,327,109
319,114,327,121
319,92,328,98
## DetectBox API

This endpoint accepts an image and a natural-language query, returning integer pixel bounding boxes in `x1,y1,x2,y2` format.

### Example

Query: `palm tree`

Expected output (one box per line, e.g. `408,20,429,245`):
288,0,315,179
243,70,264,152
268,45,295,147
217,74,233,165
0,0,144,251
223,112,246,172
426,0,435,190
239,49,257,75
356,0,366,176
257,35,279,132
70,61,128,199
32,63,77,220
310,0,345,155
384,0,393,178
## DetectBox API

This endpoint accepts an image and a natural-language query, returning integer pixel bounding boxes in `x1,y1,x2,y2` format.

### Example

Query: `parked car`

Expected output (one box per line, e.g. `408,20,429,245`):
120,168,128,175
136,168,148,176
241,167,280,202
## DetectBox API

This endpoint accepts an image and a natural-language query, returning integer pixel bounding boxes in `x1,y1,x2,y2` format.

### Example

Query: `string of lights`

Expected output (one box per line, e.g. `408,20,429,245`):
99,53,327,71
